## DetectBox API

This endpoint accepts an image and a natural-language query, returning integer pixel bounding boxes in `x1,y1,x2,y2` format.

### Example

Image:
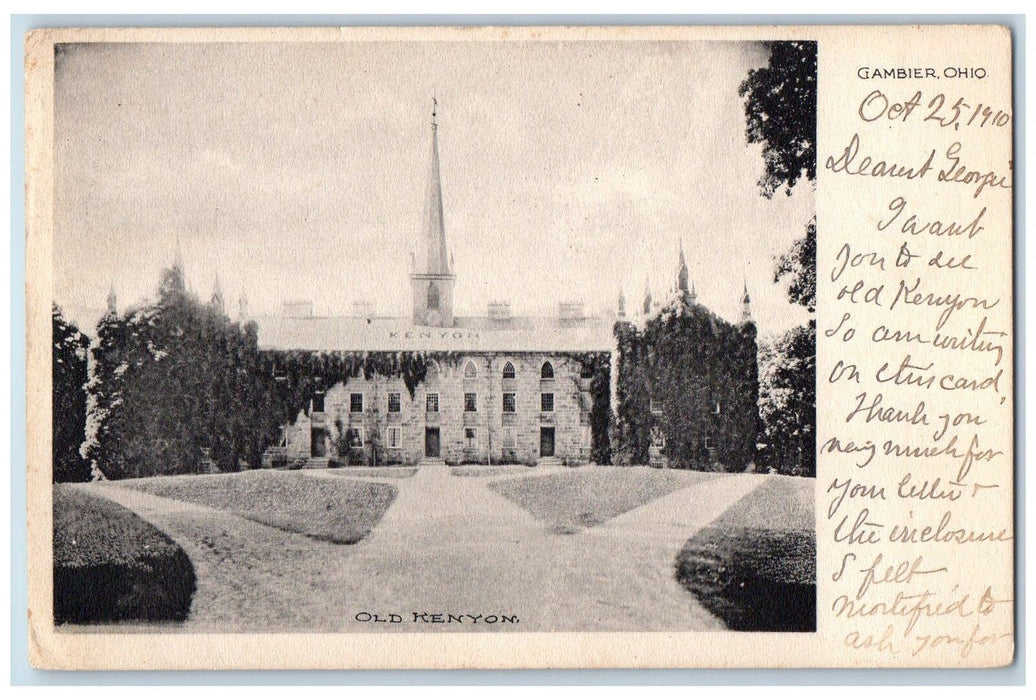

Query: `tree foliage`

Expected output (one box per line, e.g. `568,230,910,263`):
739,41,817,198
775,217,817,314
52,305,92,483
757,323,816,476
741,41,818,477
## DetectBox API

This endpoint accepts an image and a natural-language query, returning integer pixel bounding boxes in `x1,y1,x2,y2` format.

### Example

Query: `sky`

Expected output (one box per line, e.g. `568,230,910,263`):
53,40,814,339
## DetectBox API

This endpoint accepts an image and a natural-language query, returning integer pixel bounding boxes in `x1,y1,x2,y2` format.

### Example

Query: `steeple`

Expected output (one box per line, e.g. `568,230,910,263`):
211,274,225,315
741,280,753,323
424,96,450,276
690,280,697,305
410,98,456,327
642,275,653,316
106,283,117,316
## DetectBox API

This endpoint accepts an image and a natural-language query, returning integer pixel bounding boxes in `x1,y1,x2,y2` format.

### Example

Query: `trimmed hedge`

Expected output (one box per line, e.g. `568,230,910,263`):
675,477,815,632
53,485,195,624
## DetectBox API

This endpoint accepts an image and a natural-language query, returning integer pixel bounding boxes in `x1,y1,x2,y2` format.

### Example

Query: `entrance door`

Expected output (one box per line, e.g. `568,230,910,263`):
540,427,555,458
311,428,327,457
425,428,441,458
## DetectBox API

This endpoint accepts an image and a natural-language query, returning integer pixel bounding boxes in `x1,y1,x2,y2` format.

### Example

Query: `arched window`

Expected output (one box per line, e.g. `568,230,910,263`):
502,361,516,379
425,360,440,381
540,361,554,379
464,361,477,379
427,283,440,310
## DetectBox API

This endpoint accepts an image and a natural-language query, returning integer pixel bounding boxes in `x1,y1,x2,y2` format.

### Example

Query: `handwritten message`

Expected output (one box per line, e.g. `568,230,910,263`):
818,54,1014,666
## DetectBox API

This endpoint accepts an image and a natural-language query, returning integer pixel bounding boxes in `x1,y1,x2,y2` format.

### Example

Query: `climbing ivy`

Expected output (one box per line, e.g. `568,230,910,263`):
613,306,758,471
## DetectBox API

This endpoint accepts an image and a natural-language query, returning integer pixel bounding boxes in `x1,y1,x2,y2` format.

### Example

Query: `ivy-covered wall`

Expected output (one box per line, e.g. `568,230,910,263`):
261,349,613,467
613,305,759,471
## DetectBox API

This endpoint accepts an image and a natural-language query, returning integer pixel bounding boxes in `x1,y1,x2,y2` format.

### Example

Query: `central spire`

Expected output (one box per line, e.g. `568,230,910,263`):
424,96,450,276
411,99,456,327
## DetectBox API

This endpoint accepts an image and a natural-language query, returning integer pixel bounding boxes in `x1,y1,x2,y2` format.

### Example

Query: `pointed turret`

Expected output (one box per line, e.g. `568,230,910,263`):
741,280,753,323
677,239,689,293
642,275,653,316
238,292,250,322
211,274,225,315
173,237,185,278
106,283,117,316
410,98,457,327
618,287,627,318
690,280,698,305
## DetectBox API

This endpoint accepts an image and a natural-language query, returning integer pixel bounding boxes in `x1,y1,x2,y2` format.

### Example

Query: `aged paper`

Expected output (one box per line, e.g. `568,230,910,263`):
25,24,1014,669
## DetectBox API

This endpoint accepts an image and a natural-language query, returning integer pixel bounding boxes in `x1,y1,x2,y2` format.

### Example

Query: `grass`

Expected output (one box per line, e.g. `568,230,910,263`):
325,467,418,479
675,476,816,632
122,470,397,544
451,465,533,478
489,467,719,533
53,485,196,624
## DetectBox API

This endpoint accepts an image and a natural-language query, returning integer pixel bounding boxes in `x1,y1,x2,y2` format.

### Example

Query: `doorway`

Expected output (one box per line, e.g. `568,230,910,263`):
311,427,327,457
539,427,555,458
425,427,441,458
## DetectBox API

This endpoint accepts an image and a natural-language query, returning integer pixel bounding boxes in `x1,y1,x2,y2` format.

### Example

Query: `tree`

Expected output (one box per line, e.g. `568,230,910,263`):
740,41,817,476
758,324,816,476
52,305,91,482
775,218,816,314
739,41,817,198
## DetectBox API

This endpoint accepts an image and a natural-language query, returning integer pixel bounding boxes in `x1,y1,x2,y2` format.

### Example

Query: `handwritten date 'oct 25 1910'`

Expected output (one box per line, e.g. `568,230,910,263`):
858,90,1010,130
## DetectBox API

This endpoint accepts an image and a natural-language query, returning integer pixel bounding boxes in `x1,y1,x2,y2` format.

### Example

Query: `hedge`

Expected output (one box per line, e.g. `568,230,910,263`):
53,485,196,624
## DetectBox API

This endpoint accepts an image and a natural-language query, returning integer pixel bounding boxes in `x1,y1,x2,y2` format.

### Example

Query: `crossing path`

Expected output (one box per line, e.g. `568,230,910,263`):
82,466,769,632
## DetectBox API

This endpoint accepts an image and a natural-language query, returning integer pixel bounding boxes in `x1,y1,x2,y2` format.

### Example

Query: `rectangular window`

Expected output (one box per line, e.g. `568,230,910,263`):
541,393,554,412
502,426,517,448
386,426,402,449
426,393,439,413
346,427,364,448
464,427,478,449
502,392,516,413
387,392,401,413
649,397,662,414
464,392,477,413
312,392,325,413
350,393,363,413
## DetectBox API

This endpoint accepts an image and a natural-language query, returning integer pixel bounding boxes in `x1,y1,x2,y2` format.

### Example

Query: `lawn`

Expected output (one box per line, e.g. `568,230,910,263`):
122,470,397,544
451,465,533,478
675,475,816,632
53,484,196,624
325,467,418,479
489,467,719,533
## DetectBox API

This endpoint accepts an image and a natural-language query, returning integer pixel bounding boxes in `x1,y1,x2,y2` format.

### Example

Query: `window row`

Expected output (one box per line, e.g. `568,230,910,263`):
340,426,590,450
342,391,556,414
457,360,556,379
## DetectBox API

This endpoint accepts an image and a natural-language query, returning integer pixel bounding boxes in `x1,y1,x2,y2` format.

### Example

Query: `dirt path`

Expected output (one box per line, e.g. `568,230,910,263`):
81,467,770,632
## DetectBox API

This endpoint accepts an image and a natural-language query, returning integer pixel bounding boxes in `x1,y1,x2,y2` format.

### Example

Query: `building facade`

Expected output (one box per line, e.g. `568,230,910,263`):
257,104,612,466
252,102,757,469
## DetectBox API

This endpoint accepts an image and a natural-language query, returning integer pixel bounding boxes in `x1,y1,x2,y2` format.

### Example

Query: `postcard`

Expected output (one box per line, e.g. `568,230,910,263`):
24,24,1014,669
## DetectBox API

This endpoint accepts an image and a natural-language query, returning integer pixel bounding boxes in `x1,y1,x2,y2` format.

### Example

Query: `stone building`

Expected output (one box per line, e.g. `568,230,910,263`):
256,104,613,466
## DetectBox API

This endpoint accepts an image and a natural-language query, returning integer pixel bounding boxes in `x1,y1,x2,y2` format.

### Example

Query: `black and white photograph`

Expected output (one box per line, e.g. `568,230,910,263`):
47,35,819,637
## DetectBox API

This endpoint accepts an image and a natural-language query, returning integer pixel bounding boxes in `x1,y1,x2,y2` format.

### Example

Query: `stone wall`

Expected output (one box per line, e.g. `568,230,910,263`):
285,353,595,465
